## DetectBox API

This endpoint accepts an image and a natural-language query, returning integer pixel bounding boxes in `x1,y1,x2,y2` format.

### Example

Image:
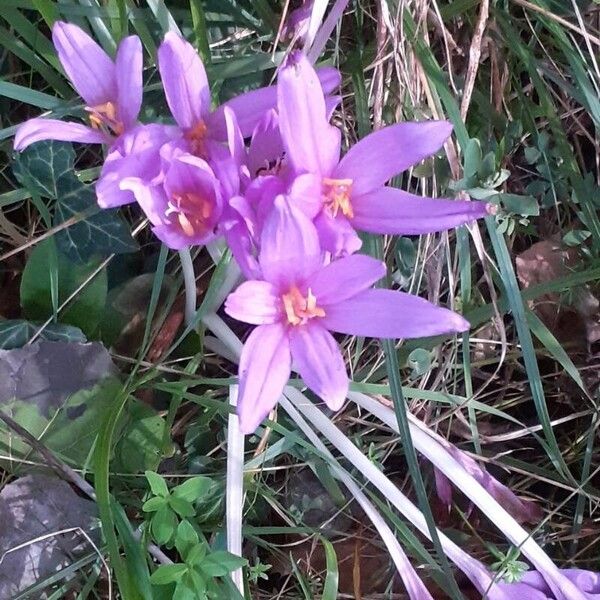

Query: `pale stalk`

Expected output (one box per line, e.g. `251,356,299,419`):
280,393,435,600
284,387,514,599
226,385,245,593
349,391,587,600
178,247,196,327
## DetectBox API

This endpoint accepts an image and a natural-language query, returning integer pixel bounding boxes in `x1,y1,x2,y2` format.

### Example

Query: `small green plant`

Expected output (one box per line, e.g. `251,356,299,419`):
489,545,530,584
150,520,247,599
143,471,211,545
143,472,246,598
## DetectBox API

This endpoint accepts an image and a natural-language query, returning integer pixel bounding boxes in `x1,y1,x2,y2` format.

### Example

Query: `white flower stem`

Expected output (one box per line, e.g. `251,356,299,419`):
284,387,505,598
349,391,587,600
202,313,243,359
226,385,245,594
178,247,196,327
280,393,435,600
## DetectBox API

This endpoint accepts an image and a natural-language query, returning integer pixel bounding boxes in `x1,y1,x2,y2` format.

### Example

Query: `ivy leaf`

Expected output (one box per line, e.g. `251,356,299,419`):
115,401,167,474
0,340,119,468
0,320,86,349
13,140,75,199
150,563,188,586
498,193,540,217
20,238,107,337
12,140,138,263
53,179,138,263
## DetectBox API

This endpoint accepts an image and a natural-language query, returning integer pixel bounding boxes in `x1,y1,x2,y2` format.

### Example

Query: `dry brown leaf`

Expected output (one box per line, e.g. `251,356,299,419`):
516,240,599,351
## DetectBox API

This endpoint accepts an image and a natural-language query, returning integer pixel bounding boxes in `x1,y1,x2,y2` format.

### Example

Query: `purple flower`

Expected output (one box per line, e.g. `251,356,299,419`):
282,1,313,45
433,442,542,524
119,143,223,249
224,196,469,433
157,32,341,157
15,22,142,150
96,123,180,209
495,569,600,599
277,52,491,255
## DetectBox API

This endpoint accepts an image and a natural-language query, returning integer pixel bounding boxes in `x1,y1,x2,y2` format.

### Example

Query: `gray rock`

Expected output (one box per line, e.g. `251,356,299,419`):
0,340,116,416
0,474,99,599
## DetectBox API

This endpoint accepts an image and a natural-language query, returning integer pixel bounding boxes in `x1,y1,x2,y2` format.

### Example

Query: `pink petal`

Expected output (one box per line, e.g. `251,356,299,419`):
96,123,177,208
223,220,261,280
14,118,107,151
116,35,143,128
313,211,362,257
316,66,341,95
210,65,341,140
247,109,283,178
334,121,453,196
158,32,210,130
151,222,216,250
321,289,470,339
237,323,292,434
225,281,281,325
288,173,322,220
351,187,490,234
119,177,166,225
52,22,116,106
163,152,219,208
289,322,348,411
277,51,340,176
223,106,245,170
308,254,385,305
259,195,322,288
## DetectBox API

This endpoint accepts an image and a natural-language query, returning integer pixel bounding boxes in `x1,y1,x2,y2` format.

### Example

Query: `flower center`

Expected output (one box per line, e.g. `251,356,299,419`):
281,286,325,326
322,177,354,218
256,153,286,177
87,101,124,136
166,192,213,237
185,120,208,157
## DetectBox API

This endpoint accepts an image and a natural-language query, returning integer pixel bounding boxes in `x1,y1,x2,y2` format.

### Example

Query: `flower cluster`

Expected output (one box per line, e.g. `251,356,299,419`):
15,23,492,434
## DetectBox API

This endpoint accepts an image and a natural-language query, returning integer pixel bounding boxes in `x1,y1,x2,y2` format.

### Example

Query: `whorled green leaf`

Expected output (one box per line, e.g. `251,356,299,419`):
150,563,188,586
20,238,107,337
145,471,169,498
175,520,200,561
173,476,212,503
168,495,195,518
198,551,247,577
151,505,178,545
0,319,86,349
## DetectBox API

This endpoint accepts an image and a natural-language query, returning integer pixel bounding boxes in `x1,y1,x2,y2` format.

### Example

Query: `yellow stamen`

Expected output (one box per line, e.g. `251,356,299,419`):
177,213,195,237
322,177,354,218
281,286,325,326
169,192,213,237
87,101,124,136
185,120,208,156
